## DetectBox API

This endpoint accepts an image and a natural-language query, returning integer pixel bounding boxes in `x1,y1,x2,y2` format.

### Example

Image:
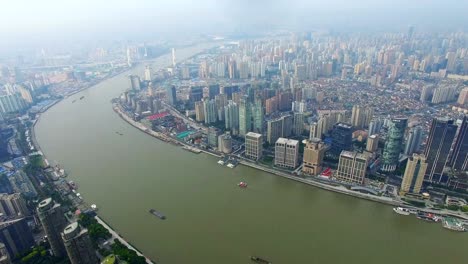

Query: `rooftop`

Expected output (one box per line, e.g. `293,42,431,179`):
246,132,262,138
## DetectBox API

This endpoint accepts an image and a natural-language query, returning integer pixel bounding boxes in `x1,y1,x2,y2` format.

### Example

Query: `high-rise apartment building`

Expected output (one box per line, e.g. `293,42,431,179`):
239,98,252,137
0,193,29,217
37,198,67,257
274,138,299,169
267,114,293,144
252,99,263,134
224,101,239,134
245,132,263,161
302,138,326,176
203,99,217,124
400,154,428,195
351,105,374,128
62,222,98,264
0,218,34,258
165,85,176,106
458,87,468,105
195,101,205,122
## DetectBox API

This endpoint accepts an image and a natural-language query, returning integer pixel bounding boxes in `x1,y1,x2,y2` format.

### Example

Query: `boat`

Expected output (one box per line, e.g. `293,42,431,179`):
416,212,438,222
217,160,225,165
149,209,166,220
442,217,465,232
115,131,124,136
72,100,76,103
393,207,410,216
238,182,248,188
250,256,271,263
80,96,85,100
90,204,98,211
227,163,235,168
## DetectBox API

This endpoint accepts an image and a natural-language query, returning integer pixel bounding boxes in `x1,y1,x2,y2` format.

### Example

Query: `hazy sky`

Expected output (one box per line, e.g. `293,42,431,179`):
0,0,467,51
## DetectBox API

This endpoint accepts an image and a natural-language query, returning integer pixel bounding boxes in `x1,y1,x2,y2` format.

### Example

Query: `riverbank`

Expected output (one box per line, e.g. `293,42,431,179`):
113,101,468,222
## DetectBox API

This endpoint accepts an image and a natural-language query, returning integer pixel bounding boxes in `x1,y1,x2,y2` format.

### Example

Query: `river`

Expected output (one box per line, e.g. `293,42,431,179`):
35,44,468,264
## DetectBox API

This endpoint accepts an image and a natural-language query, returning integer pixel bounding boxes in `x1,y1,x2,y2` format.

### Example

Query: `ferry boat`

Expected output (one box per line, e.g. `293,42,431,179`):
393,207,410,216
149,209,166,220
217,160,225,165
416,212,439,222
227,163,235,168
238,182,248,188
442,217,465,232
250,256,271,264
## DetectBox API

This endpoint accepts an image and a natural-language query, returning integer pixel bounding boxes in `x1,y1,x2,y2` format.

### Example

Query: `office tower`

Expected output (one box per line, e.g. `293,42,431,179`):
128,75,141,90
366,134,379,153
0,193,29,217
302,138,326,176
171,48,176,67
165,85,176,106
458,87,468,105
208,84,220,99
189,86,204,103
195,101,205,122
336,151,369,185
431,86,456,104
203,99,217,124
274,138,299,169
224,101,239,134
368,118,383,136
207,127,221,148
218,133,232,154
293,112,304,136
449,116,467,171
0,242,10,264
278,92,292,111
424,118,457,183
37,198,67,257
239,98,252,137
400,154,428,195
252,99,263,134
62,222,98,264
0,218,34,258
330,123,353,157
381,117,407,172
144,66,152,81
404,126,423,156
245,132,263,160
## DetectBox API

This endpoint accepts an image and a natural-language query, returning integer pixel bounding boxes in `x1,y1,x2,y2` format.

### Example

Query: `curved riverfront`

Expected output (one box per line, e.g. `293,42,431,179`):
35,44,468,264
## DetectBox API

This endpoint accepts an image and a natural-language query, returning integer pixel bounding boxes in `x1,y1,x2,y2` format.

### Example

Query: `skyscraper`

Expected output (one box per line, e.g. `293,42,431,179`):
381,117,407,172
37,198,67,257
62,222,98,264
400,154,428,195
189,86,204,103
330,123,353,157
448,116,467,171
245,132,263,160
128,75,141,90
274,138,299,169
0,193,29,217
368,118,383,136
239,98,252,137
351,105,374,129
366,134,379,153
165,85,176,106
0,218,34,258
404,126,423,156
224,101,239,134
208,84,220,99
336,151,369,185
424,118,457,183
302,138,327,176
203,99,217,124
293,112,304,136
458,87,468,105
251,99,263,134
195,101,205,122
144,66,152,81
